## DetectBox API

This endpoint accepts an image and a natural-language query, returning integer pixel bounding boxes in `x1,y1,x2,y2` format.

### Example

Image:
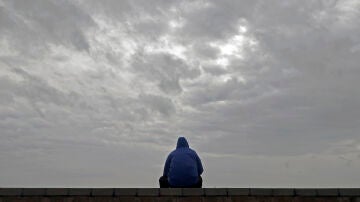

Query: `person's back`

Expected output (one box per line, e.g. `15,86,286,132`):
159,137,203,188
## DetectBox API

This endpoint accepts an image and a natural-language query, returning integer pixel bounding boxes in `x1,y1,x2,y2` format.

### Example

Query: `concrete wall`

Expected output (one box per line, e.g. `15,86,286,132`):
0,188,359,201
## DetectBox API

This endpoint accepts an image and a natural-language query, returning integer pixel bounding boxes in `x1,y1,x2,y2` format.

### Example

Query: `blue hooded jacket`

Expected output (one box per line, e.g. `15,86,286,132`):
163,137,203,187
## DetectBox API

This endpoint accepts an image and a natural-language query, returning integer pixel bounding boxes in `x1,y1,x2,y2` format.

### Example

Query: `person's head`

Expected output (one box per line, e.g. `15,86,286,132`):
176,137,189,149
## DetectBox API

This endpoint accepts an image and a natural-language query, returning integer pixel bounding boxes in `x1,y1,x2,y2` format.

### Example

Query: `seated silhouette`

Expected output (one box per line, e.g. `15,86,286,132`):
159,137,203,188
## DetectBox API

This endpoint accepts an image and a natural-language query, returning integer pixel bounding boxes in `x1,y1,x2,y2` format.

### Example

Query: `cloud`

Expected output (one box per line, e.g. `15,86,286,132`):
131,51,200,94
1,0,360,187
0,0,95,53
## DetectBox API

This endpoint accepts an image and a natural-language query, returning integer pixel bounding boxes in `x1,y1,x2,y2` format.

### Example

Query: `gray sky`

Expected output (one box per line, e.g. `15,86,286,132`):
1,0,360,188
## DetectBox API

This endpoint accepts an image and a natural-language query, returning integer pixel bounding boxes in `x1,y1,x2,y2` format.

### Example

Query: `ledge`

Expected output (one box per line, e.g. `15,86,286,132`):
0,188,359,197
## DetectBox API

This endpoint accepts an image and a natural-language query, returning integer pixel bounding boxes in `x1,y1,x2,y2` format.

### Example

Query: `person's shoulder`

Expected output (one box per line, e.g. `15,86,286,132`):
188,148,198,155
170,149,180,155
189,147,197,152
188,148,195,152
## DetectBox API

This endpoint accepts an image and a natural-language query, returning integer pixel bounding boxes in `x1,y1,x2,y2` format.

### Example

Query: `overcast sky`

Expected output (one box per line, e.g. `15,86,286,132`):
1,0,360,188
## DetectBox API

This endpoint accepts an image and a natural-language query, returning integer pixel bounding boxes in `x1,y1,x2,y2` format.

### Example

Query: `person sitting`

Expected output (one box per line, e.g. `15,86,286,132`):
159,137,203,188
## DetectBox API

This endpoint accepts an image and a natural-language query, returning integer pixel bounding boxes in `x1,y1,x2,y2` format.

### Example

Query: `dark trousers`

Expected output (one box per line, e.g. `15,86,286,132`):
159,176,202,188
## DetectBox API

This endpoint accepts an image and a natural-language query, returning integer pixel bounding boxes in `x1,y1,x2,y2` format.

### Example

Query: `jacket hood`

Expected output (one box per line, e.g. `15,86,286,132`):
176,137,189,149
